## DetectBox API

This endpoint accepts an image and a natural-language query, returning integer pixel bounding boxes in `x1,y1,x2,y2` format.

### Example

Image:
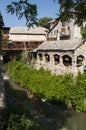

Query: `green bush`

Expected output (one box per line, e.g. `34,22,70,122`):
7,114,41,130
8,61,86,111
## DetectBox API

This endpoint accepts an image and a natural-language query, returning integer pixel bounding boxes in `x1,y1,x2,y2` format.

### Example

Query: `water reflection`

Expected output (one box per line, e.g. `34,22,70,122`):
65,111,86,130
4,78,86,130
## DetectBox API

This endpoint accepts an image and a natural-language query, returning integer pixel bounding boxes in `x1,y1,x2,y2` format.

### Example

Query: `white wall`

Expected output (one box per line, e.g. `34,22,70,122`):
74,25,82,39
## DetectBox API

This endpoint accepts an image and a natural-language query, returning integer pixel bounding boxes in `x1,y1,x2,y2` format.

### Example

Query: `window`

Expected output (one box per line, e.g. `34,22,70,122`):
53,54,60,65
63,55,72,66
33,52,37,60
54,30,58,36
44,54,50,62
76,55,84,67
61,27,66,34
68,26,70,30
38,53,43,61
54,30,56,36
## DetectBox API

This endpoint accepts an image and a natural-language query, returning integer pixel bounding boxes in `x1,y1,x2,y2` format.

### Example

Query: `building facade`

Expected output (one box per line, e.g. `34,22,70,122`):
9,26,47,50
32,39,86,75
47,18,82,41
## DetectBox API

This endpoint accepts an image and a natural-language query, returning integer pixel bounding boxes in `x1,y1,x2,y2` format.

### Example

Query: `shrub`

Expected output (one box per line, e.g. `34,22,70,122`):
8,61,86,111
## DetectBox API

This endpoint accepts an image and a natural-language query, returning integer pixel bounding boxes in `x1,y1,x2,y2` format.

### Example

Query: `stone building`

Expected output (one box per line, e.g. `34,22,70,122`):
2,26,48,61
32,39,86,75
47,18,82,40
9,26,48,50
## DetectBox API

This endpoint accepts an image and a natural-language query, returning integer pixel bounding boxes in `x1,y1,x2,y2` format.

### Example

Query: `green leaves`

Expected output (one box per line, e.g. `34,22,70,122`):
6,0,38,26
37,17,52,29
8,61,86,111
81,26,86,39
56,0,86,25
7,114,41,130
0,12,4,27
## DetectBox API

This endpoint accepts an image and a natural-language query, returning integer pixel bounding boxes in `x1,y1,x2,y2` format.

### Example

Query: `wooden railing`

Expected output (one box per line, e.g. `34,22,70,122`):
2,42,41,51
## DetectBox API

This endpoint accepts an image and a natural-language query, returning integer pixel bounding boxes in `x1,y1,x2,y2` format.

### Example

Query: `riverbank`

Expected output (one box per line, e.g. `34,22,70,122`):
4,78,86,130
3,62,86,130
4,79,68,130
8,61,86,112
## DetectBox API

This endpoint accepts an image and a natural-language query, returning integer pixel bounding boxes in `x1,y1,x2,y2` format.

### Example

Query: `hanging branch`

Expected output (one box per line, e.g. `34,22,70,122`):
6,0,38,27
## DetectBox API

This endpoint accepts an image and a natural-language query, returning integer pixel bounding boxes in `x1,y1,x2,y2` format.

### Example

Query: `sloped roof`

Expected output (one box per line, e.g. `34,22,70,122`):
10,26,48,35
36,39,84,51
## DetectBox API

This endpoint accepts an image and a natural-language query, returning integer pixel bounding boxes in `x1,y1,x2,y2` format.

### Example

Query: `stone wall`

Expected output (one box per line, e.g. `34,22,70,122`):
0,56,6,130
33,41,86,75
48,19,82,40
34,51,75,75
0,58,6,109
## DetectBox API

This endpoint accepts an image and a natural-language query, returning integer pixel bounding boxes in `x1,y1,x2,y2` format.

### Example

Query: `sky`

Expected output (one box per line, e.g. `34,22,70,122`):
0,0,59,27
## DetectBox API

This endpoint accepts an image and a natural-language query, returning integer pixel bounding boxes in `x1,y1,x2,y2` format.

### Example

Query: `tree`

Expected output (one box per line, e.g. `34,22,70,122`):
55,0,86,26
37,17,52,29
81,25,86,39
0,12,4,52
6,0,86,27
0,12,4,49
0,12,4,28
6,0,38,27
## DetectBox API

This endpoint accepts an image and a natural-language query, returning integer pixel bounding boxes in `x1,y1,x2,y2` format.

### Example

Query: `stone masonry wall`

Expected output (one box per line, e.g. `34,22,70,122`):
0,56,6,109
34,41,86,75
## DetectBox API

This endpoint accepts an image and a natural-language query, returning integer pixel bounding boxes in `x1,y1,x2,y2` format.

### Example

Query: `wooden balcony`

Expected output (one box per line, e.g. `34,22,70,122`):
47,37,57,41
2,41,42,51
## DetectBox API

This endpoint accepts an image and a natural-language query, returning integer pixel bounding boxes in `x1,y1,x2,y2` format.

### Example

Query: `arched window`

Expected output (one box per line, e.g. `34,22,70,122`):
76,55,84,67
38,53,43,60
63,55,72,66
53,54,60,65
44,53,50,62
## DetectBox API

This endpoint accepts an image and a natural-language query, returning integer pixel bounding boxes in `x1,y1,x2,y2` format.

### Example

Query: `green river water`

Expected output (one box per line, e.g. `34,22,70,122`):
3,64,86,130
6,78,86,130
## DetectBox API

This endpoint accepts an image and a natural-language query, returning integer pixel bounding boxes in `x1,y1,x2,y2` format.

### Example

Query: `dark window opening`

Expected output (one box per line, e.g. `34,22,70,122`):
76,55,84,67
54,54,60,65
68,26,70,30
33,52,37,60
63,55,72,66
44,54,50,62
38,53,43,60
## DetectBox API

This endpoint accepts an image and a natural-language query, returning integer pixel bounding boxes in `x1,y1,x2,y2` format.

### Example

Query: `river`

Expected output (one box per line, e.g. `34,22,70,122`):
3,64,86,130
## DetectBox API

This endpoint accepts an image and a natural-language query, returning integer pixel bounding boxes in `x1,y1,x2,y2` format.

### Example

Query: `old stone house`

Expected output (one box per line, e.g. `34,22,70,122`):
9,26,48,50
31,18,86,75
47,18,82,40
2,26,48,51
2,26,48,61
32,39,86,75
